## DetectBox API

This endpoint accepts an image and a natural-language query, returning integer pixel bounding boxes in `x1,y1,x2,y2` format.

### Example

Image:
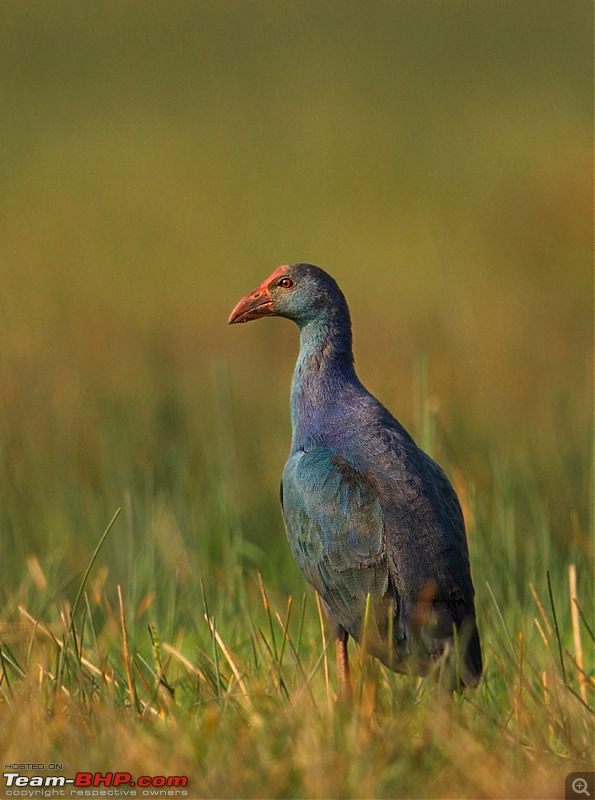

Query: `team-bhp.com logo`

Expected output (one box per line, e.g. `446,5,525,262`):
3,771,189,796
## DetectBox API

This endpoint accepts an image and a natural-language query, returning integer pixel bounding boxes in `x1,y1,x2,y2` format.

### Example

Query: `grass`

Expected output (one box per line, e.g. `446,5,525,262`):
0,2,593,798
0,534,592,798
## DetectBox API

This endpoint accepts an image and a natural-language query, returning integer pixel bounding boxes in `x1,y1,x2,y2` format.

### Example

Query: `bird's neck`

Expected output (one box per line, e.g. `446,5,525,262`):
290,309,359,451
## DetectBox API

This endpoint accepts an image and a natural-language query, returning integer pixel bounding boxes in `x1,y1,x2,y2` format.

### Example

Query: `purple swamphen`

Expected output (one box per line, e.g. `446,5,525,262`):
229,264,482,693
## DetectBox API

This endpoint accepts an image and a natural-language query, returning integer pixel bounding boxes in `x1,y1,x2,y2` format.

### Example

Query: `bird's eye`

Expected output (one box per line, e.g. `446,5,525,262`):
278,277,293,289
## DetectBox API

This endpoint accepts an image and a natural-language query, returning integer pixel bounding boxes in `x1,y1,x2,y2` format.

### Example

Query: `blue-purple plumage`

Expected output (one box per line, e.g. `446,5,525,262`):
230,263,482,688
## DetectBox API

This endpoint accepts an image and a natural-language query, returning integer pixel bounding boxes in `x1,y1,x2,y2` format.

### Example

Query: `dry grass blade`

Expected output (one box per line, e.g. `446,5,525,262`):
314,592,331,707
564,651,595,692
204,614,251,707
572,597,595,643
529,581,554,637
201,578,223,698
568,564,588,703
162,641,210,684
0,645,12,700
257,571,279,663
277,595,292,666
117,585,137,710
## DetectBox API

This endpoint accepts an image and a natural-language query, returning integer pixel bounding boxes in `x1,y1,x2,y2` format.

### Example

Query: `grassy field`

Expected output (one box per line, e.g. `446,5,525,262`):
0,2,593,798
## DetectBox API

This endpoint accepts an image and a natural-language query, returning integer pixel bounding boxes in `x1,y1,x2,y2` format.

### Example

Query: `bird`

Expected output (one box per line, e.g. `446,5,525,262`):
228,263,482,694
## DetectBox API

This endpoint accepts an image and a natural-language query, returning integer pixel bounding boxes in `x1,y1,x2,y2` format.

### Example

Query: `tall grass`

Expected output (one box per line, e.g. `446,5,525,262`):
0,2,592,797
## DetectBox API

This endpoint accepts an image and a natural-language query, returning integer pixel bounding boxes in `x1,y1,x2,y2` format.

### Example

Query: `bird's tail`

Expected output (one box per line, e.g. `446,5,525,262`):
458,618,483,688
420,605,483,690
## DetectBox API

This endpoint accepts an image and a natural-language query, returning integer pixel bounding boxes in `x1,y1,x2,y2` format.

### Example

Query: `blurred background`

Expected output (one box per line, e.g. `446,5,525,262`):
0,1,591,619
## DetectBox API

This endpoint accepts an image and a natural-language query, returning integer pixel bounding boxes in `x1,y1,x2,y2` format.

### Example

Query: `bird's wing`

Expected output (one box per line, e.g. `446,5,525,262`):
376,427,482,679
383,446,471,589
281,446,390,639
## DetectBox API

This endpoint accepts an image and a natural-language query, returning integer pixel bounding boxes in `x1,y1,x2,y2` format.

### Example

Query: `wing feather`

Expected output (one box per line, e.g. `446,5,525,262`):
281,446,389,639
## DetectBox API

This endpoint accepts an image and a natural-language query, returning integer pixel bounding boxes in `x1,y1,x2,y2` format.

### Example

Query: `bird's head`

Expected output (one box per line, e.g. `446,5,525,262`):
228,263,346,327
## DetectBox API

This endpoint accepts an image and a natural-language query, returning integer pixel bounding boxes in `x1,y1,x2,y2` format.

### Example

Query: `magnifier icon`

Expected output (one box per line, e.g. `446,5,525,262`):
573,778,591,796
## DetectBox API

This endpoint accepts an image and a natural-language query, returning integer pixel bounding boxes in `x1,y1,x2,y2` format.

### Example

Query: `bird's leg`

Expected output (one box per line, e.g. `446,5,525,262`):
318,597,353,700
335,627,352,700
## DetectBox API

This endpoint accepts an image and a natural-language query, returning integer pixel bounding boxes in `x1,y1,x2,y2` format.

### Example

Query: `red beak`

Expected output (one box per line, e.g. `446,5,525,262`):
228,266,290,324
228,282,274,324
